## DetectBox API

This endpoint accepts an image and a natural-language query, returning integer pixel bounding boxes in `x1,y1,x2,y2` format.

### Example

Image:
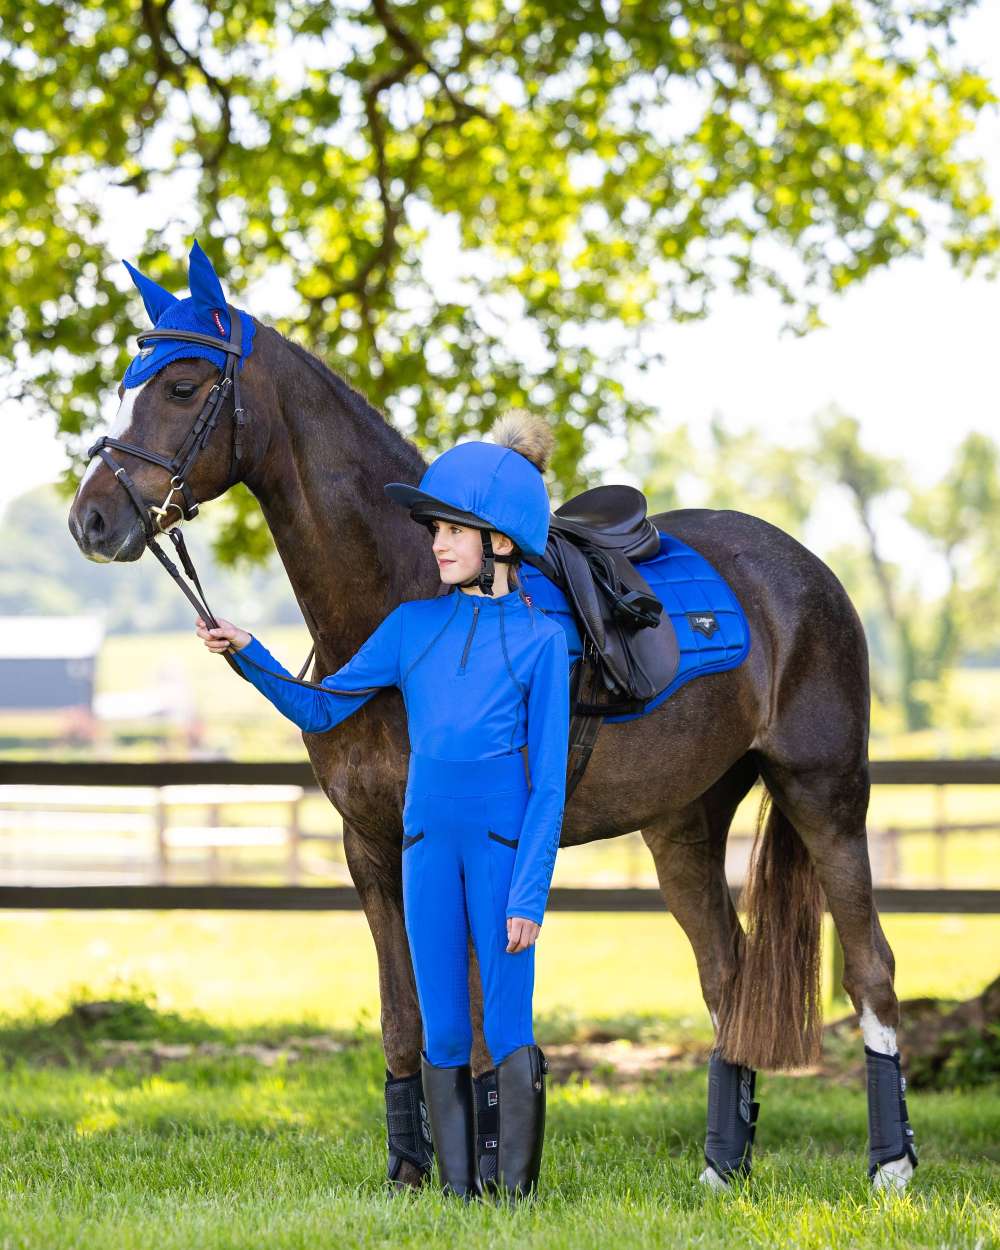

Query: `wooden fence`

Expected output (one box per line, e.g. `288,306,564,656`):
0,759,998,913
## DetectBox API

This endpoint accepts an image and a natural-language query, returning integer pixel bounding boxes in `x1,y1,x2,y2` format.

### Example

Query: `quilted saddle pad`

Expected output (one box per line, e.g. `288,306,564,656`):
519,529,751,724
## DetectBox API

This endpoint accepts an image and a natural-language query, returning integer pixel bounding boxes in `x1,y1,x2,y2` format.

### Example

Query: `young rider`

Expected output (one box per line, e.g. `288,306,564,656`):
195,411,570,1201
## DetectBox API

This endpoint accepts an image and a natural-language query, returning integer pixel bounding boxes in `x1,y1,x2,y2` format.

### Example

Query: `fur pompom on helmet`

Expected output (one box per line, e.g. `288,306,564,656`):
490,409,555,474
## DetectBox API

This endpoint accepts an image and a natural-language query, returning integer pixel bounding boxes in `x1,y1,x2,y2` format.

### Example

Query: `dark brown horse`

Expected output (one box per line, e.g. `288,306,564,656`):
69,313,915,1191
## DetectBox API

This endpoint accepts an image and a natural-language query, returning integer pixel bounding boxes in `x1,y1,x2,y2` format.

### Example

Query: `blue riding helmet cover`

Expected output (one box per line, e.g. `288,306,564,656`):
384,441,552,558
121,239,256,389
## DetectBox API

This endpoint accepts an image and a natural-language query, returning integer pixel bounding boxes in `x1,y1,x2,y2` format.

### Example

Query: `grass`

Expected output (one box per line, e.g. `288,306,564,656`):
0,1024,995,1249
0,914,995,1247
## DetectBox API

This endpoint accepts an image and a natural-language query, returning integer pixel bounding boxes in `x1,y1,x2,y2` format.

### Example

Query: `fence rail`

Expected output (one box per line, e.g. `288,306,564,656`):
1,759,999,912
0,884,995,912
6,758,998,786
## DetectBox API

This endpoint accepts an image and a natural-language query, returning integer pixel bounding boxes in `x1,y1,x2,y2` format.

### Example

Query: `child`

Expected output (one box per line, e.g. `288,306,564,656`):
196,412,570,1200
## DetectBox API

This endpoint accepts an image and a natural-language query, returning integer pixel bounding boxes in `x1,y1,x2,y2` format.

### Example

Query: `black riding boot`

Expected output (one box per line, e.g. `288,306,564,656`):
419,1057,479,1199
492,1043,547,1200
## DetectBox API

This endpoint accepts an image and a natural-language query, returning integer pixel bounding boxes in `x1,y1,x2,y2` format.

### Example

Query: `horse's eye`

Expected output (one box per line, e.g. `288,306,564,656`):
171,382,197,400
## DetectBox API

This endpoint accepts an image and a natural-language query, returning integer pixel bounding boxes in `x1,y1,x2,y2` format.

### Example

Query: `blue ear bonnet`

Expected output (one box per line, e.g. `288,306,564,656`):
121,240,256,389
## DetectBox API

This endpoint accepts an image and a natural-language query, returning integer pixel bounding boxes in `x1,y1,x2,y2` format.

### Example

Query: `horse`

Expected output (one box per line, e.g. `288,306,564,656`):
68,276,916,1194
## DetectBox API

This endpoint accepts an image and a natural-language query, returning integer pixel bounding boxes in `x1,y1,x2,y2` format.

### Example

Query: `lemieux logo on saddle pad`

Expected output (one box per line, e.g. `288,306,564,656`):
686,611,720,639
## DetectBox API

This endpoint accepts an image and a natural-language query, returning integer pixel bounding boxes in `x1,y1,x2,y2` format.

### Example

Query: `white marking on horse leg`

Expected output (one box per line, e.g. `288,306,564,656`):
872,1156,914,1191
698,1165,729,1191
859,1002,897,1055
860,1000,914,1191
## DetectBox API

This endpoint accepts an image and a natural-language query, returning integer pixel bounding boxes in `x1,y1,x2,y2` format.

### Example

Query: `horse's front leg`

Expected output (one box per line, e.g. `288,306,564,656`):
341,818,430,1189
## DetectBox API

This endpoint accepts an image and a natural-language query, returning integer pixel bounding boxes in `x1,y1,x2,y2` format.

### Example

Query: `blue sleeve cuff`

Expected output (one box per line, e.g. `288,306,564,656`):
233,634,269,667
505,906,545,926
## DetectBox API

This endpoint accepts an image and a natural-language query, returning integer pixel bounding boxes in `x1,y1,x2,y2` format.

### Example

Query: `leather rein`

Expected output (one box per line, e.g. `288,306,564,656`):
85,306,378,697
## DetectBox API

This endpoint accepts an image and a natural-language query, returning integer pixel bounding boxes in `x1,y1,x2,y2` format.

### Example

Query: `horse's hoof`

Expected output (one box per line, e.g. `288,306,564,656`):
698,1166,730,1192
387,1157,430,1193
871,1157,914,1194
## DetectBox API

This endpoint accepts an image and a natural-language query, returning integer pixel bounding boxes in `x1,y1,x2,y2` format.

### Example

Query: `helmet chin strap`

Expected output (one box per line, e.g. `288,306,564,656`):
458,528,519,596
459,528,497,595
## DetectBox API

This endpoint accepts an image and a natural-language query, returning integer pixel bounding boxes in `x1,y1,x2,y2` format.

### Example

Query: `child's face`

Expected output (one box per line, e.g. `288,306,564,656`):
429,519,512,586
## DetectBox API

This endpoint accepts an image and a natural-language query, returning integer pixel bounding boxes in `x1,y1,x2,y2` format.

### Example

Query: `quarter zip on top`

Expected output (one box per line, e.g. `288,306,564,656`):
457,601,480,674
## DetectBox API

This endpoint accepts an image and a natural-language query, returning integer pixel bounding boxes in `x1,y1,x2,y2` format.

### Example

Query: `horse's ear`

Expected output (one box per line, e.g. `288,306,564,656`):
187,239,230,334
122,259,178,324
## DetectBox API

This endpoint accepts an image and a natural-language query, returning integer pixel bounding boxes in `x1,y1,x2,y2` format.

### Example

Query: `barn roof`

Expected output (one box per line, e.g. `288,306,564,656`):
0,616,105,660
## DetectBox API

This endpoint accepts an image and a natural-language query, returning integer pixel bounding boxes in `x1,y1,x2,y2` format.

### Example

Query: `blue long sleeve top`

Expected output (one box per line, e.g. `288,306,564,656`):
232,586,571,925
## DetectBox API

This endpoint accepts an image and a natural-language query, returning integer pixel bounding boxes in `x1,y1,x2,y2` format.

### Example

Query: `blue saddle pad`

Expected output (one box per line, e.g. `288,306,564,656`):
519,529,751,723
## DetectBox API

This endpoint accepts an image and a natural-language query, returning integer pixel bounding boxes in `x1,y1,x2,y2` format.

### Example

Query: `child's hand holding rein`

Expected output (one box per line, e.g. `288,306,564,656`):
195,617,251,654
506,916,540,954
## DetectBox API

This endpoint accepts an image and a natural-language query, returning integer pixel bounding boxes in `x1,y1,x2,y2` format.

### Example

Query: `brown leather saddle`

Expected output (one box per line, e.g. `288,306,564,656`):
523,484,679,797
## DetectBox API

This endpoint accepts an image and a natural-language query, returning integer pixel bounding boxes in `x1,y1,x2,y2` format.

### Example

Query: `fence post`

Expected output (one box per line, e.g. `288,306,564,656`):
829,923,847,1006
156,791,168,884
885,826,901,886
935,784,948,887
288,795,302,886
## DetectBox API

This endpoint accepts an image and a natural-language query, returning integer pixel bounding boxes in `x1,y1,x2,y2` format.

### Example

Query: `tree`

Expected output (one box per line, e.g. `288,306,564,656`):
5,0,998,560
638,414,817,536
811,410,1000,731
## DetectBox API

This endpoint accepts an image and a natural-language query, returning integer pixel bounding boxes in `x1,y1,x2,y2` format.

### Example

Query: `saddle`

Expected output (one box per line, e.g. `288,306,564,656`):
525,484,679,708
523,485,681,797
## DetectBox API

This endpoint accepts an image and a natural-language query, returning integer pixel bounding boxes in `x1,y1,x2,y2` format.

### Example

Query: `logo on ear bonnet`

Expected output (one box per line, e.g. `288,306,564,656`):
212,309,226,335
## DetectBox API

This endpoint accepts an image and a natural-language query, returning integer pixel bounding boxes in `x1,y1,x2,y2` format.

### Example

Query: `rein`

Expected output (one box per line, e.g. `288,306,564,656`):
85,306,382,698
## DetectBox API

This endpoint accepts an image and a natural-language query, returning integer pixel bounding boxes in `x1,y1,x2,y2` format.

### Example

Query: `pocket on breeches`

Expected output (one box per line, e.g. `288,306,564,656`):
482,791,527,916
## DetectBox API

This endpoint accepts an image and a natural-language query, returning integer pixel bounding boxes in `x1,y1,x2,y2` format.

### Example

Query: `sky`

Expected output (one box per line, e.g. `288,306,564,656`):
10,5,1000,565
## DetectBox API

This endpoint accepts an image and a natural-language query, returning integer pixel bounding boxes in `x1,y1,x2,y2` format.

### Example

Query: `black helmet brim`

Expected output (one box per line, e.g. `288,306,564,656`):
384,482,492,530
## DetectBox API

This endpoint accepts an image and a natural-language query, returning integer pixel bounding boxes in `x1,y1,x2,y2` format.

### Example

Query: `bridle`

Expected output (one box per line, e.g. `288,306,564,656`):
85,304,256,680
84,305,378,697
88,304,247,542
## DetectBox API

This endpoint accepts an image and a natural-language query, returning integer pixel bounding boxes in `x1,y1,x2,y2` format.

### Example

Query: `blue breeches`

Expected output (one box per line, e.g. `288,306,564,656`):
402,752,535,1069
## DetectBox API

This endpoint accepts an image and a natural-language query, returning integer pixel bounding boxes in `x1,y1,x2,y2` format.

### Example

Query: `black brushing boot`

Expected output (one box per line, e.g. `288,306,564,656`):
493,1043,547,1200
384,1069,433,1188
419,1057,479,1199
865,1046,918,1181
704,1052,759,1182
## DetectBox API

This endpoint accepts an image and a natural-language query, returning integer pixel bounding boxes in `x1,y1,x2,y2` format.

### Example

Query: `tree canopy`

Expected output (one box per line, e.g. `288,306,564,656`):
5,0,998,552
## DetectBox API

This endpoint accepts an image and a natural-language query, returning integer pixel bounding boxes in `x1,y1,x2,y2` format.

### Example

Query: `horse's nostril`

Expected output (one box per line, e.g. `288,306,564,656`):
83,504,106,543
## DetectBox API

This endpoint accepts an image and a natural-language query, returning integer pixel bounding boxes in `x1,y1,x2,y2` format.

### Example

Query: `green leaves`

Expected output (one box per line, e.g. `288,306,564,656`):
6,0,998,560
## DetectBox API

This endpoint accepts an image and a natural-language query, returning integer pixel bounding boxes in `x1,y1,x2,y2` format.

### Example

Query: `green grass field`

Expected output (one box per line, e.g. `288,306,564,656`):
0,1038,995,1250
0,912,995,1248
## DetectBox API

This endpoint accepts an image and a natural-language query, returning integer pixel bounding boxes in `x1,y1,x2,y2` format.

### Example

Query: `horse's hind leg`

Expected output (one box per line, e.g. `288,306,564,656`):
642,755,758,1190
760,759,918,1190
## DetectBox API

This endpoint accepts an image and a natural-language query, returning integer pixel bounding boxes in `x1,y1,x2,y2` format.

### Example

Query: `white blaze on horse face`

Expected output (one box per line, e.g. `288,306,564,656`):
79,380,149,492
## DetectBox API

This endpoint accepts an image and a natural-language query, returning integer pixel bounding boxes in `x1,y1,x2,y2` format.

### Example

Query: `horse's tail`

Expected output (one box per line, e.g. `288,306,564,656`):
716,790,824,1070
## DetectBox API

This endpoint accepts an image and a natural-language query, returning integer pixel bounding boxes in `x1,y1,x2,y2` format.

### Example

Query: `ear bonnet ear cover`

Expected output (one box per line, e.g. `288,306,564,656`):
121,239,255,388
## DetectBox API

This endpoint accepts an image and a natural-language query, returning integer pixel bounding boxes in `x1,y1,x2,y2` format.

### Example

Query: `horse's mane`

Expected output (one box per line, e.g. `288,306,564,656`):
278,333,421,474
